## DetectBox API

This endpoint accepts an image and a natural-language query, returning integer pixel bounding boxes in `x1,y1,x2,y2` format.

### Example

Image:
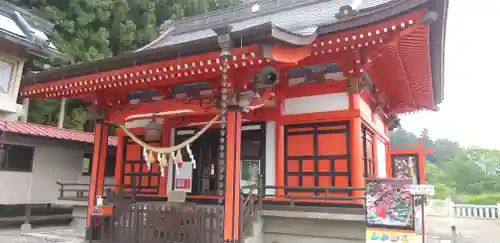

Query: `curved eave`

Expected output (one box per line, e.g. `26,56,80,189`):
21,0,422,85
428,0,448,105
0,31,64,60
21,0,447,110
317,0,448,107
21,23,275,85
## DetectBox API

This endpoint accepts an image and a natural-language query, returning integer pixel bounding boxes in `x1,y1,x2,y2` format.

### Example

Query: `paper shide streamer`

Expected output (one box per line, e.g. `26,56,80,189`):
116,115,219,178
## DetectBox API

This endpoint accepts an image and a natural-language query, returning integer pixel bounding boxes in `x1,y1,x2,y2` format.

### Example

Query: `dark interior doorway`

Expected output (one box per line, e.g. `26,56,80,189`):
174,123,266,195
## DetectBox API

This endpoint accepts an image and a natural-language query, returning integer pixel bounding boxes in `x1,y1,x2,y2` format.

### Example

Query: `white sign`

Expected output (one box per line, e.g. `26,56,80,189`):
409,184,435,196
174,162,193,192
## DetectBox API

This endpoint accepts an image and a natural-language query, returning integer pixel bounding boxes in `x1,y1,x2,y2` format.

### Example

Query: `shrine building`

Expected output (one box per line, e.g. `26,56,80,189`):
19,0,448,242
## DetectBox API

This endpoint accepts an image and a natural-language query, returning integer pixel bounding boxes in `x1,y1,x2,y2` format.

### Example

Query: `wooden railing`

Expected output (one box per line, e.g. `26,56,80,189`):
426,198,500,219
259,185,365,205
56,181,116,201
240,183,261,238
94,203,223,243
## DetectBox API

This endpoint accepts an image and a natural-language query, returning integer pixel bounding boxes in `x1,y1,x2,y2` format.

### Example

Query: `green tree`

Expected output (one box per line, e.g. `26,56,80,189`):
425,161,454,199
11,0,240,129
391,126,500,203
419,128,433,149
389,127,418,145
431,138,461,165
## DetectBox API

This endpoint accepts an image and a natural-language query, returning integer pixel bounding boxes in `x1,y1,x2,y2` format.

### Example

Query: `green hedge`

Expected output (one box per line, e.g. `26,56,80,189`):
459,194,500,205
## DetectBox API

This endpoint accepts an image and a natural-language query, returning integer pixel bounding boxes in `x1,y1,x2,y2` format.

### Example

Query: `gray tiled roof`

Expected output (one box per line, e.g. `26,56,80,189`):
0,0,61,58
141,0,391,50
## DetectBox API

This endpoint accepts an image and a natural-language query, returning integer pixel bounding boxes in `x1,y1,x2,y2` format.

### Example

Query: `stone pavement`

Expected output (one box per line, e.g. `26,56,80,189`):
0,227,84,243
1,216,496,243
425,215,500,242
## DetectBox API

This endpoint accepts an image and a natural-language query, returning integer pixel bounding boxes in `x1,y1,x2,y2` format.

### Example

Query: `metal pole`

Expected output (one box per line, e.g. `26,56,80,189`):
57,98,67,129
451,225,457,243
21,152,36,232
408,157,424,243
21,98,29,122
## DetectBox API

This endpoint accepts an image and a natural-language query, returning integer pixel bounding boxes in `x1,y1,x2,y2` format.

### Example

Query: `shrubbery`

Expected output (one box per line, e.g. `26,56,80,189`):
459,194,500,205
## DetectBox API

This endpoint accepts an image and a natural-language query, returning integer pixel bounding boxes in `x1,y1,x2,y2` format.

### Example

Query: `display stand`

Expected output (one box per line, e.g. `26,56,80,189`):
365,178,423,243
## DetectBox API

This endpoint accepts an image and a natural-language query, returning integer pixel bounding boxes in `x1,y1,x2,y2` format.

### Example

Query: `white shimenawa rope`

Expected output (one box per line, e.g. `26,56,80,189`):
115,115,219,154
115,115,219,177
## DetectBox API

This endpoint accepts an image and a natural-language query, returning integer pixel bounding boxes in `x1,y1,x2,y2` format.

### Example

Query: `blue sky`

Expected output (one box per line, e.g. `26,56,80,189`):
401,0,499,149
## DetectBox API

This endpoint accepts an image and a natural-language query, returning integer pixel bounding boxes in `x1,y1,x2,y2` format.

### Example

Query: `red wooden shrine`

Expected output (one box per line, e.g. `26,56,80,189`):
20,0,447,241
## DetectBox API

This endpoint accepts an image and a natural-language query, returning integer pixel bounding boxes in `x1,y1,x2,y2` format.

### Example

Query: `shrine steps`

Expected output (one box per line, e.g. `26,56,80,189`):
53,200,88,231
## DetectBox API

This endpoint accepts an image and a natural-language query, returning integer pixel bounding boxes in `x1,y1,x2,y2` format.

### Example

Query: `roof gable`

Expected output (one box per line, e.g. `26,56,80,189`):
139,0,391,51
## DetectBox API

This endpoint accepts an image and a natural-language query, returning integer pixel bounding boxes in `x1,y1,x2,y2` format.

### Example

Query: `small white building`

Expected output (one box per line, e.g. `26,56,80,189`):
0,121,117,205
0,0,61,122
0,1,116,226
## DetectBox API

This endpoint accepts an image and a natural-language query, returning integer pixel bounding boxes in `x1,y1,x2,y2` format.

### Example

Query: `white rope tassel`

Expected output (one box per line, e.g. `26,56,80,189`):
175,150,183,171
172,152,180,176
160,167,165,177
186,144,196,169
142,148,151,171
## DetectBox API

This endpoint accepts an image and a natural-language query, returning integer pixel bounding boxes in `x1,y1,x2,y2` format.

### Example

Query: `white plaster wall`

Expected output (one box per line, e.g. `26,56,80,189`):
359,96,371,116
283,93,349,115
376,139,387,177
30,147,83,203
265,121,276,196
0,146,82,204
0,171,31,204
373,114,385,133
0,50,26,121
0,144,115,205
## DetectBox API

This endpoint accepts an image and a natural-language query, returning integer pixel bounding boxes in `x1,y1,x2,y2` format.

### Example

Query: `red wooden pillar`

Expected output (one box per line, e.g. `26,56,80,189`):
160,121,172,196
275,93,285,196
87,120,109,226
373,133,379,176
275,121,284,196
386,141,393,177
417,139,426,183
350,116,365,201
114,132,124,192
349,93,364,201
223,111,242,241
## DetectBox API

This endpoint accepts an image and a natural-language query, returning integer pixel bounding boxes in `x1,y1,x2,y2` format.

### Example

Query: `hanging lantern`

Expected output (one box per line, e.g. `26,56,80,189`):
144,117,162,142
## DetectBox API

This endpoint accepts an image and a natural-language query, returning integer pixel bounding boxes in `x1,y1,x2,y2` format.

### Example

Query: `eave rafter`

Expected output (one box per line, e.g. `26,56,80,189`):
20,8,433,115
21,45,264,99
